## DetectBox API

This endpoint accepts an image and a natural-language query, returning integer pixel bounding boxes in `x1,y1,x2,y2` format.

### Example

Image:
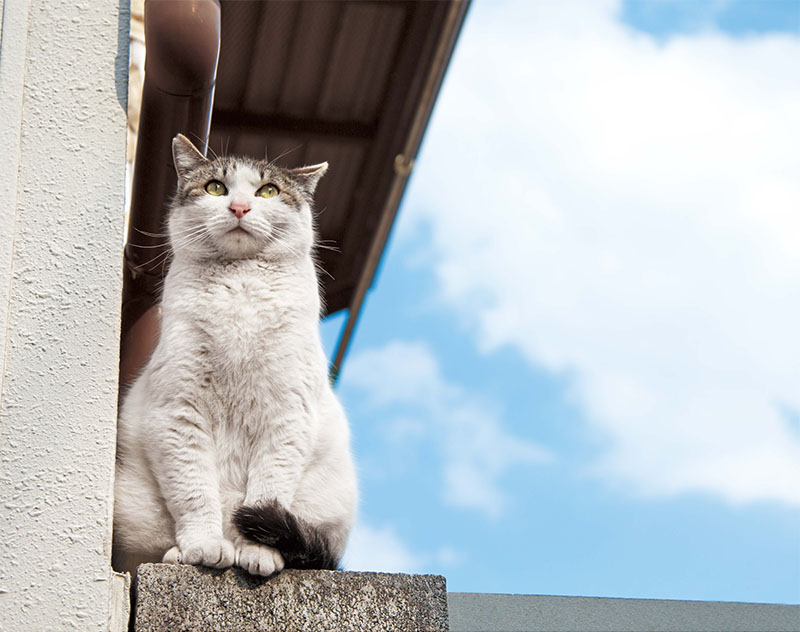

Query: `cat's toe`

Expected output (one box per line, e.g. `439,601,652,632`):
234,538,284,576
180,537,235,569
162,546,181,564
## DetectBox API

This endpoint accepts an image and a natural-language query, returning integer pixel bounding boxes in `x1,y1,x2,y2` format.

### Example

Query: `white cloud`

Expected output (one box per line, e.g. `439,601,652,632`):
343,340,551,518
343,521,463,574
343,522,424,574
401,0,800,504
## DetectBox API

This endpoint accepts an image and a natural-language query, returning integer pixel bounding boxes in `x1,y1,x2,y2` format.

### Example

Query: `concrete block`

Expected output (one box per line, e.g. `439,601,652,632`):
134,563,448,631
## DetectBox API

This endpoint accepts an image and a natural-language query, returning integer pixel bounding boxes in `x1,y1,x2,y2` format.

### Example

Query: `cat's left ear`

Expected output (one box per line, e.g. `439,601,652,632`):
288,162,328,196
172,134,209,178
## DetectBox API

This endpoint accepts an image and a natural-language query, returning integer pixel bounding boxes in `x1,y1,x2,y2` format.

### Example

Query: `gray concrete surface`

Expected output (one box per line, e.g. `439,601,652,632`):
448,592,799,632
134,564,449,631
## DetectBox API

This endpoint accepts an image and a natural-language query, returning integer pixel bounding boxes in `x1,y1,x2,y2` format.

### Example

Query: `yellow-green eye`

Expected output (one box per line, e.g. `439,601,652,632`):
205,180,227,196
257,183,279,199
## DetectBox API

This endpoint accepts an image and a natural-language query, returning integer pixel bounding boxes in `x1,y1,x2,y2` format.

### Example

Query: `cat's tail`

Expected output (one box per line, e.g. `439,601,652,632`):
233,501,339,570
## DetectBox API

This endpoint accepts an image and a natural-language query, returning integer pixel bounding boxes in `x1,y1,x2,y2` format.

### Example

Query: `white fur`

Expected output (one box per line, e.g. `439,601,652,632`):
113,137,357,576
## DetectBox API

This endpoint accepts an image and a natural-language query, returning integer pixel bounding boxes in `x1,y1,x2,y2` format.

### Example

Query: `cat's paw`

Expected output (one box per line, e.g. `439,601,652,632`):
162,546,182,564
234,536,285,576
174,536,235,569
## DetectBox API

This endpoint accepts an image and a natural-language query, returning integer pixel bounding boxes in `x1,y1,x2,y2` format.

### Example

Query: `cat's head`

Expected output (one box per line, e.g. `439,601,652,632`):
168,134,327,262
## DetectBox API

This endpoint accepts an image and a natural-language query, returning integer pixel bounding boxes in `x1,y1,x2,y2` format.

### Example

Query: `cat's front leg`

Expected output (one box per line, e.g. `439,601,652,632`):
244,402,314,509
233,408,313,574
151,404,234,569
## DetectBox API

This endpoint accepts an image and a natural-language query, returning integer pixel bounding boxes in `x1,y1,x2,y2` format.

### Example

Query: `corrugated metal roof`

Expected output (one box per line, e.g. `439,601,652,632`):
208,0,468,316
121,0,468,381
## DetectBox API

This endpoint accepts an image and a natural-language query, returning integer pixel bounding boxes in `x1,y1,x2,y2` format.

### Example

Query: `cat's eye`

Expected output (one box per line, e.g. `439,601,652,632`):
257,184,280,199
205,180,227,196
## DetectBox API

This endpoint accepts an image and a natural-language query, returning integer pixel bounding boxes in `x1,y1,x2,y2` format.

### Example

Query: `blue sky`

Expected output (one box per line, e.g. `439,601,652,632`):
323,0,800,604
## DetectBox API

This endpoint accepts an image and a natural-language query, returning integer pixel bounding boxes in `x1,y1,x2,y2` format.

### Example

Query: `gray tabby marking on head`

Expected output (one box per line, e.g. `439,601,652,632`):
173,136,326,204
167,134,328,264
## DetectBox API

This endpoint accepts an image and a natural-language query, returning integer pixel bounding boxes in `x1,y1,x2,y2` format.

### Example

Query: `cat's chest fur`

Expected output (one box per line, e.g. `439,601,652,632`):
158,258,323,424
204,271,287,364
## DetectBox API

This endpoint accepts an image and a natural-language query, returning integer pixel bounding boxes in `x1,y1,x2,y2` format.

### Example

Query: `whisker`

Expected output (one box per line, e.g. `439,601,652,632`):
134,224,211,241
205,141,219,161
169,224,209,242
267,144,303,168
134,227,170,238
170,229,210,252
132,249,172,272
186,131,215,160
127,242,171,250
170,236,205,253
266,226,305,259
314,243,340,253
316,262,335,281
162,226,211,258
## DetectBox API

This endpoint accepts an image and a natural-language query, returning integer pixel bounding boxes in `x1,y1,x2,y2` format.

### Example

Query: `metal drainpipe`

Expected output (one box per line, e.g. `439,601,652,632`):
119,0,221,388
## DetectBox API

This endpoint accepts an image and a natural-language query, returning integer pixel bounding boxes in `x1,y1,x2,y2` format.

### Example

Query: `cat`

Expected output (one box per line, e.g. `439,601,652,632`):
112,134,357,577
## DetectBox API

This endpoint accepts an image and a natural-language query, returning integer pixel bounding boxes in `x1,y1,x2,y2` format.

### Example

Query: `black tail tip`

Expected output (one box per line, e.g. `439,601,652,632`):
234,500,339,570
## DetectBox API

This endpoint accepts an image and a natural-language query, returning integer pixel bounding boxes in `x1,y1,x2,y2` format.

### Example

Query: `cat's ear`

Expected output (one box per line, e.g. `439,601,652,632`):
287,162,328,196
172,134,209,178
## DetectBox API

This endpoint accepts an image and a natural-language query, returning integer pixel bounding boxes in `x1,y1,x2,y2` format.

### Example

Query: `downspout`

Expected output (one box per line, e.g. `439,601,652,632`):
119,0,221,388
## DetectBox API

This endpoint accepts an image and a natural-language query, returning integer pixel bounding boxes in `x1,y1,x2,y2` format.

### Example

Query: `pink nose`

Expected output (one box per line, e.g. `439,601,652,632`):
229,201,251,219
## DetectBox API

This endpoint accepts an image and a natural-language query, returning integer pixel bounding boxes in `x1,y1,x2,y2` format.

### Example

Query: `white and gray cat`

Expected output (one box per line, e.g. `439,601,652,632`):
113,134,357,576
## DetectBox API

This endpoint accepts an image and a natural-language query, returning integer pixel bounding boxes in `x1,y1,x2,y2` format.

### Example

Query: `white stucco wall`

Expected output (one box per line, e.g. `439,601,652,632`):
0,0,129,629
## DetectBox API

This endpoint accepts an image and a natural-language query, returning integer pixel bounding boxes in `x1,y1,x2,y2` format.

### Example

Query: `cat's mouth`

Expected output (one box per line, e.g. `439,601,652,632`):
228,226,251,236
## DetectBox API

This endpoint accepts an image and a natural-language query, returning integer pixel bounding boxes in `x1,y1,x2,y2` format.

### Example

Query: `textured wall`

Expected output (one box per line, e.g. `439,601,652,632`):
0,0,129,629
0,0,30,381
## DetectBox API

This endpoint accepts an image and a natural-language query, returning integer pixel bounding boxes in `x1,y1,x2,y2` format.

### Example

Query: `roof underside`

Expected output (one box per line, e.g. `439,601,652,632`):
209,0,466,315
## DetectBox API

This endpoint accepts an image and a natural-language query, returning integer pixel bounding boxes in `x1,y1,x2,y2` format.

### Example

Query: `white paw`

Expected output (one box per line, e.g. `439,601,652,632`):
234,536,285,576
173,536,235,569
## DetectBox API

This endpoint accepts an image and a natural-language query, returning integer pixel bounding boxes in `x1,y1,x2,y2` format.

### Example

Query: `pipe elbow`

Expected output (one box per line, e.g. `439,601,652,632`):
144,0,221,96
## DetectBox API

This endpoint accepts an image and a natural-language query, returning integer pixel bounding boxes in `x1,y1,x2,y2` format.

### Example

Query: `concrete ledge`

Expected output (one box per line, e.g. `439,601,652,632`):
134,563,448,631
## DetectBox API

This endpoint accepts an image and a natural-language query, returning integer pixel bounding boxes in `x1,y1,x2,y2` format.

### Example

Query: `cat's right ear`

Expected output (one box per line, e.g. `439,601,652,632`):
172,134,209,178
